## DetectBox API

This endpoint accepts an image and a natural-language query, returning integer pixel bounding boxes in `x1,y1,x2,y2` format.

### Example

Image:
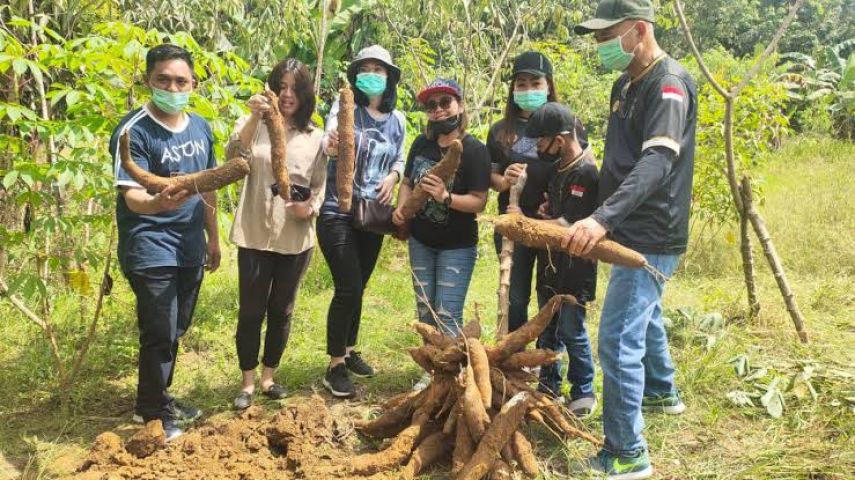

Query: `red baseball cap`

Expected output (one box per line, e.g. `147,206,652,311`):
417,78,463,105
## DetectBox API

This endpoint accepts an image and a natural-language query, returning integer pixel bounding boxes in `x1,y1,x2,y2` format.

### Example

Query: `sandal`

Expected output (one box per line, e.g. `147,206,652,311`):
262,383,288,400
234,391,253,410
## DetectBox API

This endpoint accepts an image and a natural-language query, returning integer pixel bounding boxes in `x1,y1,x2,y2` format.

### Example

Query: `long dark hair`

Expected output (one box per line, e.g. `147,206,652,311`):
267,58,316,133
500,74,558,147
350,61,399,114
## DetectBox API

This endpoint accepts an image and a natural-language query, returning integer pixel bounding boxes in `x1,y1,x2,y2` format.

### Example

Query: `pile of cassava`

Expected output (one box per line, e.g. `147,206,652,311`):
350,294,602,479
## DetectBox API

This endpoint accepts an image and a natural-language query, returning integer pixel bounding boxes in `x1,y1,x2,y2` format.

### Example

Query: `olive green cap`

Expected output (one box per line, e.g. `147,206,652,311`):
574,0,655,35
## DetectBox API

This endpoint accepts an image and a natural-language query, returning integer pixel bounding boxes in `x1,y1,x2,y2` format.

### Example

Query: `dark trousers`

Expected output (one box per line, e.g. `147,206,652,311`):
317,214,384,357
236,247,313,371
126,266,204,421
508,242,545,333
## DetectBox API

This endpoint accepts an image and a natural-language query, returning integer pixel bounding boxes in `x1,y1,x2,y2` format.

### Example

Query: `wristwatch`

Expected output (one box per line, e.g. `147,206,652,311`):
443,192,453,207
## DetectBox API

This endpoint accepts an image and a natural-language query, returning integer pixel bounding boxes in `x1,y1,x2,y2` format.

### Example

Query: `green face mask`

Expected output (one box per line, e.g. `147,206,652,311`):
355,73,388,98
513,89,549,111
597,25,638,71
151,87,190,114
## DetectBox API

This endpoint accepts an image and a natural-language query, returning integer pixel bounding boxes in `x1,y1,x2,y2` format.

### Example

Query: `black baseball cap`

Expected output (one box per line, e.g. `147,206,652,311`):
512,51,553,78
525,102,577,138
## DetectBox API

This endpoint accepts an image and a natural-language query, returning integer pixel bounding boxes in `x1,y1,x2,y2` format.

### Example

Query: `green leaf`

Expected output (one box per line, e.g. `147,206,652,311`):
12,58,27,76
726,390,755,408
728,354,750,378
3,170,19,189
65,90,81,107
760,378,784,419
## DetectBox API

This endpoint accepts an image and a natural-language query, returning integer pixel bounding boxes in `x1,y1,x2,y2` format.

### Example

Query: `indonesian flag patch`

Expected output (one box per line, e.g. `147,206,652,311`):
662,86,685,102
569,184,586,198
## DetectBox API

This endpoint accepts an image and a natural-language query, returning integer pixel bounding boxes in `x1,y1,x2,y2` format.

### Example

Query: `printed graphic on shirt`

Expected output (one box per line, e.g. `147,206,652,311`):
160,139,207,165
411,154,453,225
355,127,397,199
509,135,538,163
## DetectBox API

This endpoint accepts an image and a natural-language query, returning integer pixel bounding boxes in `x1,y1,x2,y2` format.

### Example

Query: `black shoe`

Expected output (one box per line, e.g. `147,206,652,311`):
345,351,375,377
170,401,202,424
323,364,355,398
234,391,253,410
262,383,288,400
162,416,183,442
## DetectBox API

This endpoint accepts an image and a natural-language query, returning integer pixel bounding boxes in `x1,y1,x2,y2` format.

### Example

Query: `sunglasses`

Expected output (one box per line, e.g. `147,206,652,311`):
424,95,455,113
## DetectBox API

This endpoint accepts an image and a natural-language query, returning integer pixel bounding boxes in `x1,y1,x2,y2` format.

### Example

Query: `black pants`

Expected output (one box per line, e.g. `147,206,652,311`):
235,247,312,371
317,214,384,357
126,266,204,421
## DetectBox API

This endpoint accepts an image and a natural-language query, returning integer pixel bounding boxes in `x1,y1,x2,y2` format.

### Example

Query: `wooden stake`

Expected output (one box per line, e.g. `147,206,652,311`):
497,173,526,339
740,177,809,342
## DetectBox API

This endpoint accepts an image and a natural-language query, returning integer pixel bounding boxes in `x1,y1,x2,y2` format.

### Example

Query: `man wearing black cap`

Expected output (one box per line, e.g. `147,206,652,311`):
566,0,698,478
514,102,599,418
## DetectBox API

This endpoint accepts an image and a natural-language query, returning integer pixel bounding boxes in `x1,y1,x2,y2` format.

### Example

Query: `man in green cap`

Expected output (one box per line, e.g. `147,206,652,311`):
565,1,698,478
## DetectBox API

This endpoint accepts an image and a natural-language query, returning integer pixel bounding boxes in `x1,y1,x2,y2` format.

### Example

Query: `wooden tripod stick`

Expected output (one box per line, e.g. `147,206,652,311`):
497,172,527,339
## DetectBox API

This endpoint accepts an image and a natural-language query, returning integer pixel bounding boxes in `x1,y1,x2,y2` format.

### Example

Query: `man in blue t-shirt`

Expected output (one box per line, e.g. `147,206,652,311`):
110,44,220,441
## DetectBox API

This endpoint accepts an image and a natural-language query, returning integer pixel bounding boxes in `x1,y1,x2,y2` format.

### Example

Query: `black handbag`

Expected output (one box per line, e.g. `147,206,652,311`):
353,198,396,235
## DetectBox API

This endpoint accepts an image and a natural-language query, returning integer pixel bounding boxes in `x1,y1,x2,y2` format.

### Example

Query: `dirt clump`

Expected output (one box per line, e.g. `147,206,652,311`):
76,395,356,480
124,420,165,459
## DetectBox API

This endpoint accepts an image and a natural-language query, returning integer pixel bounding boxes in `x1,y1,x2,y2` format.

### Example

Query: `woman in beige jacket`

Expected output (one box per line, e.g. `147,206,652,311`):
227,58,326,409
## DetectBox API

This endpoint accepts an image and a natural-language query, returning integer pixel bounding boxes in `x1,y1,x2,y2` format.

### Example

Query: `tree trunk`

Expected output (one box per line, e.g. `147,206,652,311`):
740,176,808,343
739,202,760,318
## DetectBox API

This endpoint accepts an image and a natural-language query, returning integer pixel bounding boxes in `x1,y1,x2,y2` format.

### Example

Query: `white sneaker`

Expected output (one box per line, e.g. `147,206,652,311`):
569,396,597,418
413,373,431,391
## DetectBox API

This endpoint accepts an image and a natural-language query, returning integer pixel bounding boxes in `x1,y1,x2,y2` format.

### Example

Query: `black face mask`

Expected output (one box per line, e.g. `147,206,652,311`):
428,114,462,135
537,136,561,163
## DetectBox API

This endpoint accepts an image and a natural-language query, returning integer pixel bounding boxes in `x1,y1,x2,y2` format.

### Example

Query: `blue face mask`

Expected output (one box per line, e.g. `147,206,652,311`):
513,89,548,111
355,73,388,97
151,87,190,114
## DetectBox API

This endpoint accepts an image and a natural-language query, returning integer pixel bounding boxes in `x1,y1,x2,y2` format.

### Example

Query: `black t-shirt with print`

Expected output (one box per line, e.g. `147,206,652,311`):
404,133,491,249
593,56,697,254
537,152,600,302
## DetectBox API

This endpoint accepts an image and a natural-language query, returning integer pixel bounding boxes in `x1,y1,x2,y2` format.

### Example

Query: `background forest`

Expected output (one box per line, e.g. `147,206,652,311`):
0,0,854,478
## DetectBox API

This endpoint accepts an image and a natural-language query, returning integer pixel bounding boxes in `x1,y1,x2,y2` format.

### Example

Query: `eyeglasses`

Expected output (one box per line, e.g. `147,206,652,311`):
425,96,454,113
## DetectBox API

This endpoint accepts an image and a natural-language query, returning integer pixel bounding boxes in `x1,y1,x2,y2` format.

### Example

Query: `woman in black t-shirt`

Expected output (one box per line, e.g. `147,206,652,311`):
393,79,490,339
488,51,587,334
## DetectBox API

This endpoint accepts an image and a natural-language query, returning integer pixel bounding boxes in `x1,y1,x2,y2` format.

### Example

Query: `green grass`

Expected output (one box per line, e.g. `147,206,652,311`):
1,136,854,479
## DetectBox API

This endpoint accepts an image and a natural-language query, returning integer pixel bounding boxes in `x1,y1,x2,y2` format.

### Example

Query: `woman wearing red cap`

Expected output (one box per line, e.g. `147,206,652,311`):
393,79,491,371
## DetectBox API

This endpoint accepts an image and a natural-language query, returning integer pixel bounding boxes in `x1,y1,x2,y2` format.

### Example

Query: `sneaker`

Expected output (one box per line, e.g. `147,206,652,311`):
171,401,203,423
588,449,653,480
134,401,203,424
345,351,375,377
162,417,184,442
234,391,253,410
413,373,431,391
568,396,597,418
642,392,686,415
323,363,355,398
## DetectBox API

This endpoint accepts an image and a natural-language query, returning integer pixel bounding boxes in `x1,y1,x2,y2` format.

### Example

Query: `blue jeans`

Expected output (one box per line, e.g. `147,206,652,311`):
408,238,477,337
599,253,681,456
536,303,595,401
